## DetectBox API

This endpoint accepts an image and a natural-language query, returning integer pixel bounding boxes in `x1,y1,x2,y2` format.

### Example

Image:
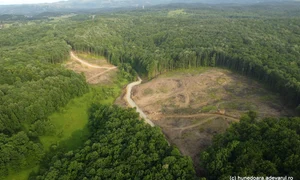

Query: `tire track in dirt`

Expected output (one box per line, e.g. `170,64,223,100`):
178,116,217,137
70,51,117,82
157,113,239,138
70,51,115,69
87,68,117,82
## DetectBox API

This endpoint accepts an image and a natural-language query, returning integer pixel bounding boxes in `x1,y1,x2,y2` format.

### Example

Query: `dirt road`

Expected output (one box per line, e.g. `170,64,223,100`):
125,77,155,127
70,51,155,127
70,51,116,70
69,51,117,84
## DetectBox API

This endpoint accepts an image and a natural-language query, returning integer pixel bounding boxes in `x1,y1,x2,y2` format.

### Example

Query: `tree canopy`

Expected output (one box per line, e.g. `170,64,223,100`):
56,4,300,108
1,2,300,179
201,113,300,179
0,18,88,178
31,105,196,180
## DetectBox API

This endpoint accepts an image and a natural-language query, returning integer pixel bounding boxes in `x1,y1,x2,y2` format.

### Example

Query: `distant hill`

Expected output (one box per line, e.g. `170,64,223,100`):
171,0,290,4
0,0,298,15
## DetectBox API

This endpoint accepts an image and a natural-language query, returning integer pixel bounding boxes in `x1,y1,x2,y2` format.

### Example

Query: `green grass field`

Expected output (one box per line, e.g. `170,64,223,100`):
39,84,123,151
75,52,108,66
7,72,129,180
6,166,39,180
167,9,187,17
39,93,90,151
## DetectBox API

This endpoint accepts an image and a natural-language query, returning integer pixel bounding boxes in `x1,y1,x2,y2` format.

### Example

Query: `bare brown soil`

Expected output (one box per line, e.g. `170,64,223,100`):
65,52,118,84
131,68,292,174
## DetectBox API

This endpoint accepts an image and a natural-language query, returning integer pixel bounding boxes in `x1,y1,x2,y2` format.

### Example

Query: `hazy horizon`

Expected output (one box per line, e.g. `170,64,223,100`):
0,0,66,5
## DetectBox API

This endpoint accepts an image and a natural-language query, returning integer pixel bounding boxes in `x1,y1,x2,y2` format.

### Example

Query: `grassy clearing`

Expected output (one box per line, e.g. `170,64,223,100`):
39,93,90,151
201,105,218,113
10,73,128,180
6,167,39,180
75,52,108,66
168,9,187,17
40,79,127,151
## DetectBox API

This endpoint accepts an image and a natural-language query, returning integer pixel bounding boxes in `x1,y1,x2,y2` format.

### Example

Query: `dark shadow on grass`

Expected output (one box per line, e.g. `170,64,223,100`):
28,125,90,179
58,125,90,151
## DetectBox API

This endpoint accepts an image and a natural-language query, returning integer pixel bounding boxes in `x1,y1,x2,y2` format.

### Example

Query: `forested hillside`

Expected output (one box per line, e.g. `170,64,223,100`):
31,105,195,179
60,4,300,108
1,2,300,179
0,21,88,177
201,112,300,179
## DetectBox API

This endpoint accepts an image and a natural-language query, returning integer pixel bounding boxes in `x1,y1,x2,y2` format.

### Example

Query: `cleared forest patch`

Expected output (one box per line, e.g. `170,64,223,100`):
65,52,117,84
131,68,293,173
75,52,108,66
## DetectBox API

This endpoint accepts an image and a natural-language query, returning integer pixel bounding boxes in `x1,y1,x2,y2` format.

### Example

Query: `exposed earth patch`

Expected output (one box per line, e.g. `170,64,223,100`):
130,68,293,173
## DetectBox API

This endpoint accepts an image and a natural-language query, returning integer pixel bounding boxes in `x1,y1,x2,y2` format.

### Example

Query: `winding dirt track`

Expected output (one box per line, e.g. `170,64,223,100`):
70,51,117,83
125,77,155,127
70,51,155,127
87,69,116,81
70,51,117,70
157,112,239,138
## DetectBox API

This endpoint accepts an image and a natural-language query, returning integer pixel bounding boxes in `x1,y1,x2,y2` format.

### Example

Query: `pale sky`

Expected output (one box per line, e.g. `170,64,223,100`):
0,0,67,5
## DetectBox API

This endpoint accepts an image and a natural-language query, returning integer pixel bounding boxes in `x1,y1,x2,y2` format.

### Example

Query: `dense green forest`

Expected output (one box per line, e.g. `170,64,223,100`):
31,105,195,179
1,2,300,179
201,112,300,179
0,20,88,177
59,3,300,108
